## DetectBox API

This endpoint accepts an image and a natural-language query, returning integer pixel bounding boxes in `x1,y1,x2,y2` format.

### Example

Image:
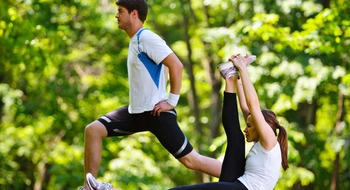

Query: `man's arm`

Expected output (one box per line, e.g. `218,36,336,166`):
162,53,183,95
152,53,183,116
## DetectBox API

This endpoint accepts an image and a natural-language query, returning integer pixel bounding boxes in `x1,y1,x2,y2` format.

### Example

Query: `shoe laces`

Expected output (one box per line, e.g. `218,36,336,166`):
96,182,113,190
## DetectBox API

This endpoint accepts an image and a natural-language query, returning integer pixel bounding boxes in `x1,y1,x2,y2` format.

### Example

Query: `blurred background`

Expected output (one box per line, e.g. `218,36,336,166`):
0,0,349,189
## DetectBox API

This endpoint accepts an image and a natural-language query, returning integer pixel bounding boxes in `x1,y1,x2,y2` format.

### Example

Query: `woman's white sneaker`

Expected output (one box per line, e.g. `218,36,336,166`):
218,55,256,79
217,61,238,79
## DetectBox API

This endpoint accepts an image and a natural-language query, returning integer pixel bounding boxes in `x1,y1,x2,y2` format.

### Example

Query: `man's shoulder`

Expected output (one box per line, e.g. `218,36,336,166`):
139,29,162,40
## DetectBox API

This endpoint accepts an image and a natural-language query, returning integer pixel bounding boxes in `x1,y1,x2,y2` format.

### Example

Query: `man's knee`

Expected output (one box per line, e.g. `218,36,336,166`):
85,120,107,138
178,150,201,170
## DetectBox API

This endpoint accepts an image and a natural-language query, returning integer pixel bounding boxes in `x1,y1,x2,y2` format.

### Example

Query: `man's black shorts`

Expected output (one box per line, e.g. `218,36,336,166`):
98,106,193,158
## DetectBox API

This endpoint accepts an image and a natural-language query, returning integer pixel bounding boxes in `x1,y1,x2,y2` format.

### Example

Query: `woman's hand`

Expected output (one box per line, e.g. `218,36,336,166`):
229,54,250,71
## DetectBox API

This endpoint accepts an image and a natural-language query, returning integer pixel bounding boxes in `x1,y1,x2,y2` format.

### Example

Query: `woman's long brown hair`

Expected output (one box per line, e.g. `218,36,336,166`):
261,109,289,171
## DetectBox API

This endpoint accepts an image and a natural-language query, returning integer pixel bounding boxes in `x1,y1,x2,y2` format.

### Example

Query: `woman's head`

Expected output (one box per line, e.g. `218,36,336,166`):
244,109,279,141
116,0,148,22
244,116,259,142
244,109,289,170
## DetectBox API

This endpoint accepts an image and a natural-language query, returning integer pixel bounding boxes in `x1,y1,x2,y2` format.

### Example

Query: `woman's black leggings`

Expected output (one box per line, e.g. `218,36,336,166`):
169,92,247,190
219,92,246,182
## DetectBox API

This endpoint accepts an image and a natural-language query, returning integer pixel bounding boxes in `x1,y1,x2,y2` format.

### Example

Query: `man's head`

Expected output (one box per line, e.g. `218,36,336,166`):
116,0,148,23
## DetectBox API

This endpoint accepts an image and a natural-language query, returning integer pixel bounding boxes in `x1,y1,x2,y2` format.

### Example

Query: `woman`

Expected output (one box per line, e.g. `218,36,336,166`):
169,54,289,190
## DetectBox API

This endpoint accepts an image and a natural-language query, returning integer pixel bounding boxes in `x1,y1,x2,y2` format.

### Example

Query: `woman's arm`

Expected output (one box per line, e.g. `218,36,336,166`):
231,55,277,150
235,76,250,122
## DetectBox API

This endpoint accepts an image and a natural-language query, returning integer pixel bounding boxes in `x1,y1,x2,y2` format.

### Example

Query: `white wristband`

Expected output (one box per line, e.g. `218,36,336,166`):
167,93,180,107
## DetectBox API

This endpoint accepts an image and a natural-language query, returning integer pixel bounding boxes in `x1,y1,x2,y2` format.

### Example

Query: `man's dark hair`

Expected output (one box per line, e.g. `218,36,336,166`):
116,0,148,22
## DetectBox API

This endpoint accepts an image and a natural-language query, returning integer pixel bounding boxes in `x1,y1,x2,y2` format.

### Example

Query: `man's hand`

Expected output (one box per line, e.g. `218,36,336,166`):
152,100,173,116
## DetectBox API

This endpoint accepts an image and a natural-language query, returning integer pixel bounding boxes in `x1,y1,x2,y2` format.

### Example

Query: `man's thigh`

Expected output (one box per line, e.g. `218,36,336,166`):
98,106,149,136
148,111,193,158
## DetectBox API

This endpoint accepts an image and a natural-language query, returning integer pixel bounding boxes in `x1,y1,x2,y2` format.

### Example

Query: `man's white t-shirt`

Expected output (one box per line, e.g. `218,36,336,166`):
127,28,173,114
238,141,282,190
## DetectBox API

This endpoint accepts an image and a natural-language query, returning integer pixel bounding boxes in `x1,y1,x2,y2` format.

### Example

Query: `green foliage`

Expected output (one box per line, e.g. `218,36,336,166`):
1,0,349,189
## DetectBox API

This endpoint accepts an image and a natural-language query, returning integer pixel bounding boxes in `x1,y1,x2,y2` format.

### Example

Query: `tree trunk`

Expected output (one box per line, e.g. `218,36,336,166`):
201,0,222,141
181,1,202,141
330,89,344,190
319,0,330,8
179,0,206,183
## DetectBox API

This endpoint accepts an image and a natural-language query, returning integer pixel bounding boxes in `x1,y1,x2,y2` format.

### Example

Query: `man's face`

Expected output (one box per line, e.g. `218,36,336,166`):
115,6,131,30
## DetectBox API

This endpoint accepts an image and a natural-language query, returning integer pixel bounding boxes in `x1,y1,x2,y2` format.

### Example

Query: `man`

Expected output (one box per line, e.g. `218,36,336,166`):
81,0,222,189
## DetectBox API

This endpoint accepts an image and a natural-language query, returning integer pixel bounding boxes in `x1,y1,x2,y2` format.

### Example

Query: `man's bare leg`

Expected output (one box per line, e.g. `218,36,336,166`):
178,150,222,178
83,120,108,190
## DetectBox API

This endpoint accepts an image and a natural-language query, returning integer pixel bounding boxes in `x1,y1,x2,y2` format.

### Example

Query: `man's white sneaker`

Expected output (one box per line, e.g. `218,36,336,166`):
86,173,113,190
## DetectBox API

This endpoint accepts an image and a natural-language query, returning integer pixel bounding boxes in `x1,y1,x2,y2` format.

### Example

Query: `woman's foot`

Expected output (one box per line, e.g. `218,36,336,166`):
218,61,238,79
218,54,256,79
